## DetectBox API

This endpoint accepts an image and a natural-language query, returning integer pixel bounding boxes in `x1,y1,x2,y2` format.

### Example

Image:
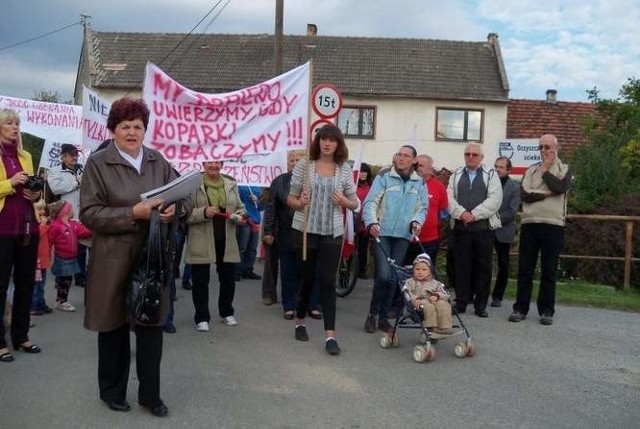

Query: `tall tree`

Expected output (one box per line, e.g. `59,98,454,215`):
571,77,640,211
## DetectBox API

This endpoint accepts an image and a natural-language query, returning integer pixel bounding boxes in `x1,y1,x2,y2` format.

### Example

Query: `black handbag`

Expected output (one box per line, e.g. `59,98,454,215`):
128,209,164,324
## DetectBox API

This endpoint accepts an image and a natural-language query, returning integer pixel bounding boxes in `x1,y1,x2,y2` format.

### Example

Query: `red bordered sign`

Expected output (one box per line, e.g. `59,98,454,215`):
311,84,343,119
310,118,334,137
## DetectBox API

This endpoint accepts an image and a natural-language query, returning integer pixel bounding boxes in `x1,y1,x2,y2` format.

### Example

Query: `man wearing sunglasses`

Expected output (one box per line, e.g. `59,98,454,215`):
447,142,502,317
509,134,571,326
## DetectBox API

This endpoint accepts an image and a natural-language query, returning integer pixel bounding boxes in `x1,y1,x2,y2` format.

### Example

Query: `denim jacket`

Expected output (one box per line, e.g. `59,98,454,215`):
362,167,428,240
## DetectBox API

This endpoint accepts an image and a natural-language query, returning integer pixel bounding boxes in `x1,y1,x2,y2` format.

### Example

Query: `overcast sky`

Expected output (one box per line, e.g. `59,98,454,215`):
1,0,639,103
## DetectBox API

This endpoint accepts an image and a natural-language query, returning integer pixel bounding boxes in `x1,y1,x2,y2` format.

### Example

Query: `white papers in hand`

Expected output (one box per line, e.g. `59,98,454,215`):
140,169,201,204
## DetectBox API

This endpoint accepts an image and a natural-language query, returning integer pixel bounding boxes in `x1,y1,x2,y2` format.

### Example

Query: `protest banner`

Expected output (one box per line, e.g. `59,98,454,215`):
142,62,310,170
221,151,287,187
82,86,111,154
0,95,82,145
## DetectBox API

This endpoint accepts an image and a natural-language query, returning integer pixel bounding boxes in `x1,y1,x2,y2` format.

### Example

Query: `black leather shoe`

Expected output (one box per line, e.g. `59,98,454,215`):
242,272,262,280
163,324,176,334
475,309,489,318
140,401,168,417
294,325,309,341
104,400,131,412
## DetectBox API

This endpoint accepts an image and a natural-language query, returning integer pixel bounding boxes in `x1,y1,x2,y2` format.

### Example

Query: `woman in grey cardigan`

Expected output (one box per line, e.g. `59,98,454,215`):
287,125,359,356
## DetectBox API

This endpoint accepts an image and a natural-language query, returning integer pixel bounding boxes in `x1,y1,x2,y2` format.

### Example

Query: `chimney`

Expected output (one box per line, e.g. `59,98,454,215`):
306,24,317,37
546,89,558,103
487,32,498,44
305,23,317,49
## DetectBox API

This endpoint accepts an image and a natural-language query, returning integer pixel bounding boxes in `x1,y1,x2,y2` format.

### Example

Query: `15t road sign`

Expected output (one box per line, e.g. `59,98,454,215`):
312,84,343,119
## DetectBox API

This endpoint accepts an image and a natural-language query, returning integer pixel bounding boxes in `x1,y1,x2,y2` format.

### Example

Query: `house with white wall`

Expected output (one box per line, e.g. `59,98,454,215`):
74,29,509,170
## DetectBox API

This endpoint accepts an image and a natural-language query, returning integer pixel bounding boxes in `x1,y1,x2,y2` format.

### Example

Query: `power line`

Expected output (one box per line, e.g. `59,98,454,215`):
0,21,82,52
157,0,229,67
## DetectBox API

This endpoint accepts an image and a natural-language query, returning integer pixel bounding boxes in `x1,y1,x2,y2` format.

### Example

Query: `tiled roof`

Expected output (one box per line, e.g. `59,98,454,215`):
87,31,509,102
507,99,596,154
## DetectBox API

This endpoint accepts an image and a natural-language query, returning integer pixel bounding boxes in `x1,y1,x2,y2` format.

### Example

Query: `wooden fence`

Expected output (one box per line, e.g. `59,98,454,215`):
563,214,640,291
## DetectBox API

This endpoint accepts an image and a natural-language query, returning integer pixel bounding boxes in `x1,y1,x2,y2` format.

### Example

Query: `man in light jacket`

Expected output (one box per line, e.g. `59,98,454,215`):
447,142,502,317
362,145,427,333
509,134,571,326
47,143,88,287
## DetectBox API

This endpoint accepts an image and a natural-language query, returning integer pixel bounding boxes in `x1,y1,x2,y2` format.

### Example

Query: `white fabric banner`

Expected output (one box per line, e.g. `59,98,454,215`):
0,95,82,145
82,86,111,154
142,62,310,170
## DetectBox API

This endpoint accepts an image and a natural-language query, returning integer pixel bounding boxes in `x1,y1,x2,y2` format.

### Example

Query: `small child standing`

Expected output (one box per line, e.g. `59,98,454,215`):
47,201,91,312
30,200,53,315
403,253,453,335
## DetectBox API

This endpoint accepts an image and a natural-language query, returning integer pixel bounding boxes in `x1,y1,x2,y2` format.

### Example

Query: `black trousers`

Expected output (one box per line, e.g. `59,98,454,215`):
98,323,163,406
514,223,564,317
0,234,38,349
191,238,236,322
492,240,512,301
293,231,342,331
261,241,279,301
452,228,494,311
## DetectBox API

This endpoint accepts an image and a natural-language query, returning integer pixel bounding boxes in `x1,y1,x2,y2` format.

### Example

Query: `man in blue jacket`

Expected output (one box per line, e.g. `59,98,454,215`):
362,145,428,333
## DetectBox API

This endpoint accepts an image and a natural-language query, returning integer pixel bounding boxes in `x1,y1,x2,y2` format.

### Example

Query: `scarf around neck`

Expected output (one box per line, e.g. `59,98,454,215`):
203,175,226,208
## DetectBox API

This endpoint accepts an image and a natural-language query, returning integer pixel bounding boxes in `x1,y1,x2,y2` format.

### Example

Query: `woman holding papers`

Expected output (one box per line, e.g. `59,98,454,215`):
80,98,192,417
287,124,359,356
184,160,245,331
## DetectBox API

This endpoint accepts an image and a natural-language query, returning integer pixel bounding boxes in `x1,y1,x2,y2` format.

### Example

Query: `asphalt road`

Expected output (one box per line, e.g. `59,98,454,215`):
1,263,639,428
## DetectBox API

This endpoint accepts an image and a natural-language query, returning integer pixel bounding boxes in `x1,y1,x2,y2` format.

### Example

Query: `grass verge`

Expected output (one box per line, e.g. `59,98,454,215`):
501,280,640,312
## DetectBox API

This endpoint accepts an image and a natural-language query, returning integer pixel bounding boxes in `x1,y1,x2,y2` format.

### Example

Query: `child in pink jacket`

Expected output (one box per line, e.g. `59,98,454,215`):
47,201,91,312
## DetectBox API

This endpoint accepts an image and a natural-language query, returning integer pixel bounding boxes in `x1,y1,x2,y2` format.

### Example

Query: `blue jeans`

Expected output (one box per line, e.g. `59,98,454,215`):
31,269,47,311
75,243,88,286
369,236,410,319
236,224,259,275
165,277,176,327
182,263,192,283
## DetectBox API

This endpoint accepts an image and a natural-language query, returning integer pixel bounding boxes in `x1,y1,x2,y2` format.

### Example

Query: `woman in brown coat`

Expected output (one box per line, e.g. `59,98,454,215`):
80,98,191,417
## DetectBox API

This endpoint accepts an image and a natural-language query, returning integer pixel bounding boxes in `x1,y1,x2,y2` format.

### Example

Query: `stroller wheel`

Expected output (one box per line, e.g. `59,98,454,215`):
425,347,437,362
466,342,476,357
380,333,392,349
454,342,467,358
413,345,426,363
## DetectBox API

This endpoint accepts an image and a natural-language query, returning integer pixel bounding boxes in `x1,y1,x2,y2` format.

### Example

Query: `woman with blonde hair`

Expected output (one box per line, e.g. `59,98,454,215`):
0,108,43,363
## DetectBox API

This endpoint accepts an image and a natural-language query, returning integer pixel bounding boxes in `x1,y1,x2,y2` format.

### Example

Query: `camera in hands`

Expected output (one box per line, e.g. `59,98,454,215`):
24,176,45,192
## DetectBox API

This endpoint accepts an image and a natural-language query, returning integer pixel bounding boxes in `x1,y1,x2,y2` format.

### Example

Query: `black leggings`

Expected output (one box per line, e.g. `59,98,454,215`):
293,230,342,331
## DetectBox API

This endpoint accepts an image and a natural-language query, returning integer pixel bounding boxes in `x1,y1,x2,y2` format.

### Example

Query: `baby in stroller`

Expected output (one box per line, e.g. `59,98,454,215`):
403,254,452,335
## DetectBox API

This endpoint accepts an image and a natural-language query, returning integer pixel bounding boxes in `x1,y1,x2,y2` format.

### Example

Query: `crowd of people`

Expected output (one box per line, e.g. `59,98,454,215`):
1,99,573,418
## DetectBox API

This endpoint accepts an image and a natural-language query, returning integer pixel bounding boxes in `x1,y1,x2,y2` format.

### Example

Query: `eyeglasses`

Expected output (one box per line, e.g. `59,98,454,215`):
539,144,553,150
464,152,480,158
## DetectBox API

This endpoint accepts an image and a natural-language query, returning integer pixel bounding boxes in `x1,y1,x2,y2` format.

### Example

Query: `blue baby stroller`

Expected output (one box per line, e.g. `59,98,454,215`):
375,240,475,362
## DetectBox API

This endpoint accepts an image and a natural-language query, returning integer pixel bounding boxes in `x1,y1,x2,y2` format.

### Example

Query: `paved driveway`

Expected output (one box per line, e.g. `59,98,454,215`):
1,265,639,428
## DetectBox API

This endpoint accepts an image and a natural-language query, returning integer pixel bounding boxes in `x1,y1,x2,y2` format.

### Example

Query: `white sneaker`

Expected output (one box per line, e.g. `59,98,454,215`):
195,321,209,332
56,302,76,312
222,315,237,326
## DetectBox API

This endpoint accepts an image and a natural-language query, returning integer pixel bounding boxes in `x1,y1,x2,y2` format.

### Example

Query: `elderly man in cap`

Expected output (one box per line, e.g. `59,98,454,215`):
47,143,88,288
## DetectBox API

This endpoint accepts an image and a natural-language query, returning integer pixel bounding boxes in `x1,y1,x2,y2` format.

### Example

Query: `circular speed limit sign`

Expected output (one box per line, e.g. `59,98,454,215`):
312,84,343,119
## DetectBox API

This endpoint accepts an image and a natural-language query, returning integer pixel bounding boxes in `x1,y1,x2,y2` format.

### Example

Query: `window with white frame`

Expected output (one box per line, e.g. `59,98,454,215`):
435,108,483,141
337,106,375,139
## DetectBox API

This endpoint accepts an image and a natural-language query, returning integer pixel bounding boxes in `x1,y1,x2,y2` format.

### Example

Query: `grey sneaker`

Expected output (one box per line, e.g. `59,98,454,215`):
508,311,526,322
540,314,554,325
